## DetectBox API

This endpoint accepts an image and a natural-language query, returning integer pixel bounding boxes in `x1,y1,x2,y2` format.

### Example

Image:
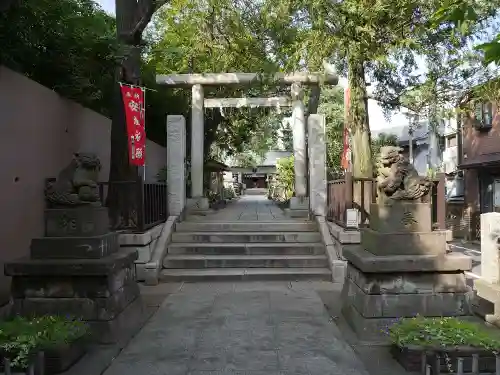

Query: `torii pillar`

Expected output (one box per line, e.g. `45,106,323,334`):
190,84,206,209
290,82,307,210
156,72,338,213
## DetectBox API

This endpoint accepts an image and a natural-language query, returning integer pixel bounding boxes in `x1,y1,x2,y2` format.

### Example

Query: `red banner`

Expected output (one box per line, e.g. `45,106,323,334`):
120,84,146,166
341,87,351,170
341,127,350,170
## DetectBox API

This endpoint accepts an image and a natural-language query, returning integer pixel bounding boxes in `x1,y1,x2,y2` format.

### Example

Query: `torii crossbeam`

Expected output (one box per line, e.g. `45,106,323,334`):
156,71,338,212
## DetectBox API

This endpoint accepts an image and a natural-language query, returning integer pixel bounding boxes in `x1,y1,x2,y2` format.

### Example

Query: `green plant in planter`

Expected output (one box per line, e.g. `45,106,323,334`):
223,186,235,199
0,316,88,369
206,190,218,203
38,315,88,348
388,316,500,351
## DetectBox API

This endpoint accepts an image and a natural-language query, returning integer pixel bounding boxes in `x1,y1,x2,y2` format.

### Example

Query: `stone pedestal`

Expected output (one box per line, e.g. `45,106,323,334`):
191,84,204,199
341,202,473,342
167,115,186,216
473,212,500,327
361,202,449,256
308,114,327,217
44,207,109,237
291,82,307,198
5,207,142,344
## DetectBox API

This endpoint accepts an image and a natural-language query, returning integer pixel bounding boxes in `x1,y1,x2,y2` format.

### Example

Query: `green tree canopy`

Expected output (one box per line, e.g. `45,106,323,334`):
148,0,285,157
259,0,500,179
0,0,117,116
0,0,187,147
317,87,344,177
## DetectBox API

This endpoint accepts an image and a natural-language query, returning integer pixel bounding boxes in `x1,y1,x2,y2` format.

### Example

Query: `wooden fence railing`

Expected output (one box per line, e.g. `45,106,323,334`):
418,350,500,375
327,172,447,230
98,180,167,232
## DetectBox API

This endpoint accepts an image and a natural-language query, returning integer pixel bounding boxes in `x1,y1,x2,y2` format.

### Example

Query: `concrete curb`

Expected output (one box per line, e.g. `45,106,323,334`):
327,221,361,244
315,216,346,283
143,216,178,286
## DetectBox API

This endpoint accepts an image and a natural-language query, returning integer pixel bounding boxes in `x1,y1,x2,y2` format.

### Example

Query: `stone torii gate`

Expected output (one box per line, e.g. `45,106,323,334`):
157,72,338,215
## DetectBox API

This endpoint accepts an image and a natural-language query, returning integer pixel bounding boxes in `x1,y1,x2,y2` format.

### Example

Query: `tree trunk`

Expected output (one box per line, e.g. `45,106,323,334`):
348,57,372,224
347,57,372,178
106,0,143,228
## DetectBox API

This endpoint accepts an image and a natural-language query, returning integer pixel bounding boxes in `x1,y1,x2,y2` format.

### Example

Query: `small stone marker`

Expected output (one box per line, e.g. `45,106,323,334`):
474,212,500,327
480,212,500,284
345,208,359,229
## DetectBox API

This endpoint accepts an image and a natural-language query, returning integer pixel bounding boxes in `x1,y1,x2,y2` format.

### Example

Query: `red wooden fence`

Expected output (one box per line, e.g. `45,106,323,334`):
327,172,446,230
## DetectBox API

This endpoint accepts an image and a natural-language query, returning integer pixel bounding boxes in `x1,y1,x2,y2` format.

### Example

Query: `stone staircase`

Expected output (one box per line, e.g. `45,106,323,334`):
160,221,331,281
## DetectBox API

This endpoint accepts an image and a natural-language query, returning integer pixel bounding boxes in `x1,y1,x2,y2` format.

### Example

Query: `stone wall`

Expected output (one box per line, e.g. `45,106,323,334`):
0,66,166,303
119,224,164,281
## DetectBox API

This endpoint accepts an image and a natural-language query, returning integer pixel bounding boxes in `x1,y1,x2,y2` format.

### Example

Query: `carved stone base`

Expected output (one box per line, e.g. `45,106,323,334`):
45,207,109,237
5,249,140,344
341,249,473,342
343,246,471,273
370,202,432,233
5,248,137,277
90,295,146,344
474,279,500,329
361,229,448,256
30,232,119,259
12,282,139,320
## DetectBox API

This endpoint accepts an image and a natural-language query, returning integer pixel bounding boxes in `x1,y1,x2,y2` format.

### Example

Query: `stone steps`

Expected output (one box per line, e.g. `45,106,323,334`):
174,221,317,232
163,254,329,269
159,267,332,282
171,231,321,243
244,188,267,196
167,242,326,255
162,218,331,282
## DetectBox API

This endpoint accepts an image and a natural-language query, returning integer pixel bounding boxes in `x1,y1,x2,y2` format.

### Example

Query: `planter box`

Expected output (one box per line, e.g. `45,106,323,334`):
391,344,496,373
1,338,86,375
44,337,87,374
1,352,44,375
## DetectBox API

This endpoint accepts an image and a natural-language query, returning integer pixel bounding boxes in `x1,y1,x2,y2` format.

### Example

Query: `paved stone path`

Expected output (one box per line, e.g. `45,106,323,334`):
187,195,306,222
103,282,370,375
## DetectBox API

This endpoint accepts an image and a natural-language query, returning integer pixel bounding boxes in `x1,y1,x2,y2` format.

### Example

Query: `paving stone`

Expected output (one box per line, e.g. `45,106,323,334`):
191,348,228,370
278,351,310,374
225,349,279,371
105,360,189,375
102,282,369,375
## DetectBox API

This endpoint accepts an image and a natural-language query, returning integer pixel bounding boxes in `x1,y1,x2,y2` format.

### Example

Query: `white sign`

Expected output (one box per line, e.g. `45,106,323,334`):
346,208,359,229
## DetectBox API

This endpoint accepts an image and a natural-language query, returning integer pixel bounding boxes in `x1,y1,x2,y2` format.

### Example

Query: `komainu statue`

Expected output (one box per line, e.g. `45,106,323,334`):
45,153,102,207
376,146,432,201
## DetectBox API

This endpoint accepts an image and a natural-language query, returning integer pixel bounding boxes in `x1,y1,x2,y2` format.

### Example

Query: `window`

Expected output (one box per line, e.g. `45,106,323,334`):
438,136,446,150
474,102,483,122
494,179,500,211
474,101,494,127
447,134,457,147
484,102,493,126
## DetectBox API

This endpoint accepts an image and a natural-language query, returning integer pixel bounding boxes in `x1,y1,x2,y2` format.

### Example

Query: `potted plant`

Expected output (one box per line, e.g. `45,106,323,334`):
0,317,45,374
38,316,88,374
0,316,88,375
388,316,500,373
